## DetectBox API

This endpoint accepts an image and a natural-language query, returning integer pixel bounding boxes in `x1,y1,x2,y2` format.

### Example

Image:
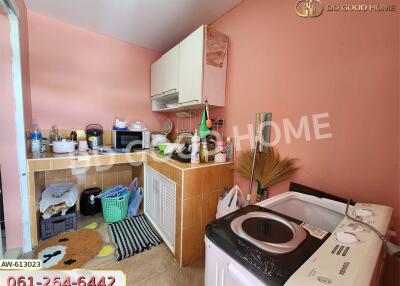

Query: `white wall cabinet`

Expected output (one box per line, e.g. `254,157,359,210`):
178,25,204,106
144,165,176,252
151,25,228,112
150,45,180,98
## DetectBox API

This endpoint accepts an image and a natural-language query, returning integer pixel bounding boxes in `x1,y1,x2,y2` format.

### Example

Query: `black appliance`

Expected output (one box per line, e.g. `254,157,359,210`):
80,188,102,216
206,205,330,285
86,124,103,149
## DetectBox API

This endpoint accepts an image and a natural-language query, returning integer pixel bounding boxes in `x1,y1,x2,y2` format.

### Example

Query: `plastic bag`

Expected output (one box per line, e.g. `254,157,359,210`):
128,178,144,216
40,182,78,214
216,185,246,219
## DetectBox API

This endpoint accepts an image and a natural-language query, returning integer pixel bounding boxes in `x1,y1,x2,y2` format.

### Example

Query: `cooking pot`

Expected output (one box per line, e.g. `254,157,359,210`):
86,124,103,149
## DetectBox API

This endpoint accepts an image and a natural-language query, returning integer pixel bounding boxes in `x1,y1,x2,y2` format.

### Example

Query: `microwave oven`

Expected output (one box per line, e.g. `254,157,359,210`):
111,130,150,150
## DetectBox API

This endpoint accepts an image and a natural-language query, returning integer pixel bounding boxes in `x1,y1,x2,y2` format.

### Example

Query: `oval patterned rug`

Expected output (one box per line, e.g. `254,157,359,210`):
33,229,103,269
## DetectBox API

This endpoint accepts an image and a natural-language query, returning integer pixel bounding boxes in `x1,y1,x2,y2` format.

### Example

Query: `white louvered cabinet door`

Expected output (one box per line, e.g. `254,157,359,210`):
144,166,155,221
160,177,176,251
144,165,176,254
154,176,161,225
144,165,161,224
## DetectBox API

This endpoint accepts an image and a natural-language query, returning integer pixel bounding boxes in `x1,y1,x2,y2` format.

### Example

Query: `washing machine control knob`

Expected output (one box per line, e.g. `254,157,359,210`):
335,231,360,244
355,208,373,217
317,276,332,284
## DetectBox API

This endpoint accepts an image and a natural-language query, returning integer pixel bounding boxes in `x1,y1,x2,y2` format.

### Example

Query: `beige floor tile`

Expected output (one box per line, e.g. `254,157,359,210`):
79,213,205,285
28,210,205,285
130,257,204,286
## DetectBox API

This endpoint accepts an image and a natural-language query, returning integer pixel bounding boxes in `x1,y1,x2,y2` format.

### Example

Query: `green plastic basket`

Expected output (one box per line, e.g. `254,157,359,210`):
101,192,131,223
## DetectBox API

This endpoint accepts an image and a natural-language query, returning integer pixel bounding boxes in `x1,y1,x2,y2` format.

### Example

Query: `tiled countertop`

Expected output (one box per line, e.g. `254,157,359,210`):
27,149,233,172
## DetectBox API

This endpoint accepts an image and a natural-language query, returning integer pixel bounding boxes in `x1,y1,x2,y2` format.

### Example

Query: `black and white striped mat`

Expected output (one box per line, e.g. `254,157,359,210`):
108,214,163,261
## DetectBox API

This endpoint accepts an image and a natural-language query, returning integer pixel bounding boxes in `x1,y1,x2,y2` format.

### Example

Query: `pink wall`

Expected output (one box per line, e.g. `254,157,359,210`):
27,11,166,131
397,9,400,282
19,0,32,130
211,0,399,283
0,0,31,249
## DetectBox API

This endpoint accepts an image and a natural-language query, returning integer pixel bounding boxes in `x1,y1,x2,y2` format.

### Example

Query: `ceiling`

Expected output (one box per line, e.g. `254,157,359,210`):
24,0,241,52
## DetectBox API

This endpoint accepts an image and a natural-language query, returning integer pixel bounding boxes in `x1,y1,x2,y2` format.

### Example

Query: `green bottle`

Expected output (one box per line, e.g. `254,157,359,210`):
256,180,264,202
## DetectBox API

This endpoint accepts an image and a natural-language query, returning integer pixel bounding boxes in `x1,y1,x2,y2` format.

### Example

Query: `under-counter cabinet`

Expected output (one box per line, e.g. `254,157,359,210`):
151,25,228,111
145,156,234,266
144,165,176,253
27,151,234,266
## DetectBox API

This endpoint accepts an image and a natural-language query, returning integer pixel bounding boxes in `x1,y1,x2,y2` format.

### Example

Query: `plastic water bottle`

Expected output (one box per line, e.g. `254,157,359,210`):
31,122,42,154
191,129,200,164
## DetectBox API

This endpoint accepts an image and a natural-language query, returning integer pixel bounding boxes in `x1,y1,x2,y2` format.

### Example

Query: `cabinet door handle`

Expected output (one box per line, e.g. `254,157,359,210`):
151,89,177,100
179,100,198,105
162,89,177,94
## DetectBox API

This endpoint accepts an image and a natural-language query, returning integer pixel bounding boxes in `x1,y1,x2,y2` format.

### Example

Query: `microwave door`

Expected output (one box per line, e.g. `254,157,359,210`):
117,131,143,150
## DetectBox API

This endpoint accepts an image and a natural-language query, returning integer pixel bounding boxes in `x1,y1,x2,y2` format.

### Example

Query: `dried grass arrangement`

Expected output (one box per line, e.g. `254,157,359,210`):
236,147,299,189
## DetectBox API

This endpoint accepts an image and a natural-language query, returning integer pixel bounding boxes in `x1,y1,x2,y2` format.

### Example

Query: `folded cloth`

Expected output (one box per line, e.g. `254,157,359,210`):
96,185,125,199
42,202,70,219
40,182,78,214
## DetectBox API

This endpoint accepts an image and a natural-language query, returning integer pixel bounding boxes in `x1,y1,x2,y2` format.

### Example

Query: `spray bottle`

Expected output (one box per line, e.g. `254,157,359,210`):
191,129,200,163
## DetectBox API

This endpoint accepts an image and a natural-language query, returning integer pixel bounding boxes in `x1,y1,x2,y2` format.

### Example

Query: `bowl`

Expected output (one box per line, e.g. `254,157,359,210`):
158,143,168,153
151,134,168,147
163,143,185,155
52,140,75,153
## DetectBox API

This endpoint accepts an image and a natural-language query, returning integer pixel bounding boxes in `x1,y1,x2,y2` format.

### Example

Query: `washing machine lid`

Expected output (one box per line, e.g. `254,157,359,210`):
206,205,330,286
231,212,307,254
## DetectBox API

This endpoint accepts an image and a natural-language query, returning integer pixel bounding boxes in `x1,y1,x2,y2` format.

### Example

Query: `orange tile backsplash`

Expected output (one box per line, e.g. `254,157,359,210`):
181,223,203,265
180,164,234,265
41,129,113,146
182,195,203,229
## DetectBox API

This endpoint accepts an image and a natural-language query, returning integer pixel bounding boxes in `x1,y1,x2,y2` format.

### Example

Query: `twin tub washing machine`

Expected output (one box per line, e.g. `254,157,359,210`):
205,183,393,286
